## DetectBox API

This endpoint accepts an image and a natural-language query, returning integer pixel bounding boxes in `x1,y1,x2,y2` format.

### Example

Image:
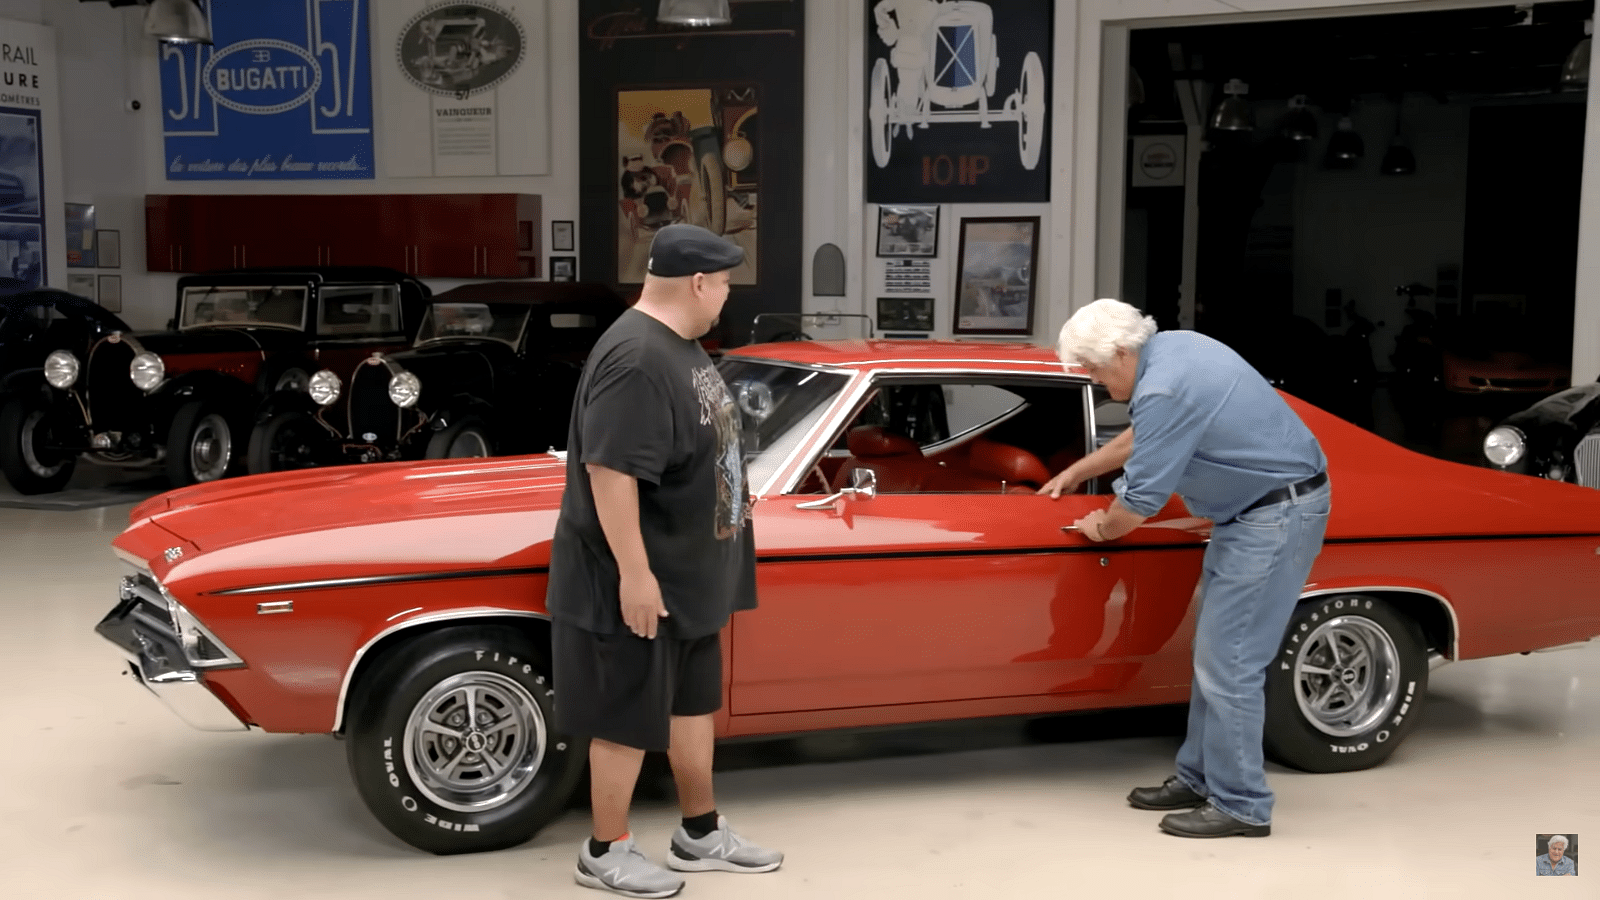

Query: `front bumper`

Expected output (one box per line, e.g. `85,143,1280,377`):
94,575,248,732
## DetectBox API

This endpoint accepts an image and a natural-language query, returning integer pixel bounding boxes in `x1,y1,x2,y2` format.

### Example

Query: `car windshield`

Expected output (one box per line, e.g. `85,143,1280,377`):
180,286,307,330
416,302,532,347
717,358,851,490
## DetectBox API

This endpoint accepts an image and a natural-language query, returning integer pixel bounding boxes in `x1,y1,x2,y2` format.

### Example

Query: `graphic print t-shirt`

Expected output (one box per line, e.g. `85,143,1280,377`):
546,309,758,639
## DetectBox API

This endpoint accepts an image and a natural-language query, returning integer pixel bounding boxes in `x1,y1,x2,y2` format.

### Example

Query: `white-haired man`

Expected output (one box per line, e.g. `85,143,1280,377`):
1041,298,1330,838
1538,835,1576,875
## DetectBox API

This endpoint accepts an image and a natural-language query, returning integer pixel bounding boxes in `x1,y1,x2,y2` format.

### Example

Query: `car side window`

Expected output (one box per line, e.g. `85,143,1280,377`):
1089,386,1130,494
319,286,402,337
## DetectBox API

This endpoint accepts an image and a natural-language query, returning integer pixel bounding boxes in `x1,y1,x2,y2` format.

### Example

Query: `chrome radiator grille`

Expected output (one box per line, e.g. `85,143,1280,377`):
1575,432,1600,489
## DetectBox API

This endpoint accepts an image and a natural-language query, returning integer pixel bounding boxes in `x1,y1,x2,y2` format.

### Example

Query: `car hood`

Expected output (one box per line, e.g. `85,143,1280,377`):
133,327,305,356
119,454,569,592
383,340,500,379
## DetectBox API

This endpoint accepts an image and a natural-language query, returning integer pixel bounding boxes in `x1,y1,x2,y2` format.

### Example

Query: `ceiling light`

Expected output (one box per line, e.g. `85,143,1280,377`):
658,0,731,27
1282,94,1318,142
1380,140,1416,175
143,0,212,45
1325,116,1363,168
1209,78,1254,132
1561,19,1591,90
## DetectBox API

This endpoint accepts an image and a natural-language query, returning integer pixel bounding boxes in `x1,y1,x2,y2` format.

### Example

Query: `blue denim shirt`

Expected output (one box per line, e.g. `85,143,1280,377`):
1537,854,1575,875
1114,331,1326,522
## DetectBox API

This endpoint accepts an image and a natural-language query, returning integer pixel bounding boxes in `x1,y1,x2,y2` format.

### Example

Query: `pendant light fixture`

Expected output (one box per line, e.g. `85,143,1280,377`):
1281,94,1318,142
1380,97,1415,176
1209,78,1254,133
1561,19,1592,90
1325,115,1363,168
143,0,212,45
658,0,732,27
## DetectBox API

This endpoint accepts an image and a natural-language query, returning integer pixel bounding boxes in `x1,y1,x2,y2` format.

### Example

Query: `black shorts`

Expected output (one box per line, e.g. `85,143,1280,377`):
551,622,723,752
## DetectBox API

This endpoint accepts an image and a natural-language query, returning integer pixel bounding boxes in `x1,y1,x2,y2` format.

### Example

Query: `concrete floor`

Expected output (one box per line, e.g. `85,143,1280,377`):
2,399,1593,899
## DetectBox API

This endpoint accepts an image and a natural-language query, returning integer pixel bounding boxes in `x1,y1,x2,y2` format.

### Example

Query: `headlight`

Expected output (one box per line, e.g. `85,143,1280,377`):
44,350,79,389
129,352,164,391
1482,426,1525,467
308,369,341,407
388,371,422,408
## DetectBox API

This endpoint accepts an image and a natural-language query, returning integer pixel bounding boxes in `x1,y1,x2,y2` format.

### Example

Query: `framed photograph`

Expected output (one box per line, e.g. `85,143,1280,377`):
876,205,939,257
550,256,576,282
67,273,95,300
96,229,121,268
551,219,575,252
66,203,96,267
97,274,122,313
953,217,1040,336
876,296,934,332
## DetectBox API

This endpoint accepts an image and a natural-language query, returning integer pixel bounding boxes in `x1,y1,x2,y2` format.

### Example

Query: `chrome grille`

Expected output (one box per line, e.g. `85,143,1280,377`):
1575,432,1600,489
347,360,400,444
86,339,140,430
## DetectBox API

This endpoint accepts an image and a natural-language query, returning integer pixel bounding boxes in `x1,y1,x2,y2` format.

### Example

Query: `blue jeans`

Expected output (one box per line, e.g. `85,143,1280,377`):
1173,479,1331,826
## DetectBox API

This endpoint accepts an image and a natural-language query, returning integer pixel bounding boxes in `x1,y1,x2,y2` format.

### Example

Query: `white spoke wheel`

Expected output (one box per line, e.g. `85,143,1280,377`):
694,151,727,235
1016,52,1045,170
869,57,893,167
1265,595,1428,773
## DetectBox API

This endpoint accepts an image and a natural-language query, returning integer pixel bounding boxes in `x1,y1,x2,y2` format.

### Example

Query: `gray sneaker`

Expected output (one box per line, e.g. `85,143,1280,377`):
575,835,685,899
666,815,784,873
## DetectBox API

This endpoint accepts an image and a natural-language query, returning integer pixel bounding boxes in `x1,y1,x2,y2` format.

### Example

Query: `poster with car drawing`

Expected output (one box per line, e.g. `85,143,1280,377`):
865,0,1051,203
616,85,758,285
0,17,62,290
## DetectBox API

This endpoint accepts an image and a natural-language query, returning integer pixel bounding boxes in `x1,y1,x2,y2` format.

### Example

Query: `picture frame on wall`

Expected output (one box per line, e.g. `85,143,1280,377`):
66,203,96,268
96,229,121,268
952,216,1040,336
67,273,95,301
875,205,938,257
877,296,934,332
97,274,122,313
551,220,574,252
550,256,576,282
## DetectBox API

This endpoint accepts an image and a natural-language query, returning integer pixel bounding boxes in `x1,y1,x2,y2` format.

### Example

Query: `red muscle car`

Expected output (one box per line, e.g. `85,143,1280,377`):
95,340,1600,855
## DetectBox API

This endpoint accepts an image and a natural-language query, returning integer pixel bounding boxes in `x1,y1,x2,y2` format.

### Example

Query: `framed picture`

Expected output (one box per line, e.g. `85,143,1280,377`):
96,229,121,268
550,256,576,282
876,296,934,332
551,220,574,252
876,205,938,257
953,217,1040,336
67,273,95,300
66,203,96,268
97,274,122,313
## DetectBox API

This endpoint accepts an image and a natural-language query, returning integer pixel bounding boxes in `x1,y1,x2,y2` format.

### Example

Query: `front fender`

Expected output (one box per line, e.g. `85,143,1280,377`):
148,371,258,435
254,388,319,425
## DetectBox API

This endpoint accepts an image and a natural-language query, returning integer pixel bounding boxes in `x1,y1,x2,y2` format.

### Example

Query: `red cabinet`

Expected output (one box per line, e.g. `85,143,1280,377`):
146,194,543,278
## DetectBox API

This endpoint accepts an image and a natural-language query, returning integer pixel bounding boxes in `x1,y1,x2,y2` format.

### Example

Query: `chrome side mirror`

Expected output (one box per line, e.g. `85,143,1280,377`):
795,467,878,509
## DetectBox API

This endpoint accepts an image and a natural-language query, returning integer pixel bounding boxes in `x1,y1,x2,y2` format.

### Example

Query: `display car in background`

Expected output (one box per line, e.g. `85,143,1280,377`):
6,268,427,493
247,281,624,474
97,340,1600,855
1482,377,1600,488
0,288,131,492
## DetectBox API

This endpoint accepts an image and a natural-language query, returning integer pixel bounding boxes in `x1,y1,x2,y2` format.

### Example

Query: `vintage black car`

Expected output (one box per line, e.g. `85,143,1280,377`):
247,281,625,473
1482,378,1600,488
0,287,131,493
8,267,427,493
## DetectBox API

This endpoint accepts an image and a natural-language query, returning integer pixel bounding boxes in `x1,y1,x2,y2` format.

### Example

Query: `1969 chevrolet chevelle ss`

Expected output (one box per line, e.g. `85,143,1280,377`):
95,340,1600,855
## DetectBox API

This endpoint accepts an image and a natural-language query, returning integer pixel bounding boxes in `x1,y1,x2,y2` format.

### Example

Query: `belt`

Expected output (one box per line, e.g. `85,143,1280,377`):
1239,471,1328,516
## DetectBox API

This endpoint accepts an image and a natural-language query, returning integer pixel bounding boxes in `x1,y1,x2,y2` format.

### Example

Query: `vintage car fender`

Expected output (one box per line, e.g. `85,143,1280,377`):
148,369,259,434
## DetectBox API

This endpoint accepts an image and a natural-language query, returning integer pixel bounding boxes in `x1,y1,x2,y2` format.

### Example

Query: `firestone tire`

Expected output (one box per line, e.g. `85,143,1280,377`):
1264,595,1428,774
0,396,76,494
344,625,587,855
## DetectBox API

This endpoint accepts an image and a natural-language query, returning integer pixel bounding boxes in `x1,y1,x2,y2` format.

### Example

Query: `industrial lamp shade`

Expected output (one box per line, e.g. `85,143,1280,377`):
1209,79,1254,132
143,0,212,45
1325,116,1364,168
658,0,732,27
1282,94,1318,142
1561,21,1592,91
1380,141,1416,175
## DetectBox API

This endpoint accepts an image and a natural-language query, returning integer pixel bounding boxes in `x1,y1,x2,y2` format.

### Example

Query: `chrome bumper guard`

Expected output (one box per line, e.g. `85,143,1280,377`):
94,575,249,732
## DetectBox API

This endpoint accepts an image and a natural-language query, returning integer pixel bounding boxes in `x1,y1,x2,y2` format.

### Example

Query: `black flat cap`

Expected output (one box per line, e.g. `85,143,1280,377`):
646,224,744,277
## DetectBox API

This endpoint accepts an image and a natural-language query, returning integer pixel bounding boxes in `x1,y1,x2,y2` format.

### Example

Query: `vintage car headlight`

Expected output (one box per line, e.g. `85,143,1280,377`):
1482,426,1526,467
308,369,341,407
129,352,165,391
44,350,79,389
388,371,422,408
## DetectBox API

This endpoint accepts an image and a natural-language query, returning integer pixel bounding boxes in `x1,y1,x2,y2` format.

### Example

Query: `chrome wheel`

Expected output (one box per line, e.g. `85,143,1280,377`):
19,408,65,479
187,413,232,482
402,671,547,814
1294,615,1401,737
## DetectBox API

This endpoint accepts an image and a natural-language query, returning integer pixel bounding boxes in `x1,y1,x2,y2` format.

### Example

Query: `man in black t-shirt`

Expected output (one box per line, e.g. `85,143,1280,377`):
548,224,781,898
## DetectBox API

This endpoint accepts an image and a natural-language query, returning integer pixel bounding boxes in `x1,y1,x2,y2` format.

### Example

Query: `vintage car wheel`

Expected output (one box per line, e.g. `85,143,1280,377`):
166,401,235,487
0,397,76,494
247,411,328,474
426,419,494,459
1264,595,1428,773
1016,52,1046,170
869,57,893,167
344,625,586,855
694,151,727,235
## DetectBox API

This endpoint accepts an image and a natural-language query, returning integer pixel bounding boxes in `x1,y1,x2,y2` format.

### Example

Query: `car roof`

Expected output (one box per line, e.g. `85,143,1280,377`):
428,281,627,309
176,266,423,287
726,339,1080,375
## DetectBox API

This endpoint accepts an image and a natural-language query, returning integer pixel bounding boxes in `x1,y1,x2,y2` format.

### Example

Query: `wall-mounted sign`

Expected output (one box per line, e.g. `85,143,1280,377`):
0,17,62,288
159,0,374,180
1130,135,1185,187
379,0,550,177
